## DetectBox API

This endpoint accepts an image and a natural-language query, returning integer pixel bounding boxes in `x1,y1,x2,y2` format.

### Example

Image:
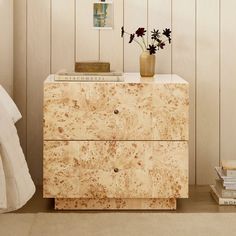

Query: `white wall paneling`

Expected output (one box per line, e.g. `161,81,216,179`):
27,0,51,183
221,0,236,165
196,0,220,184
172,0,196,184
149,0,172,74
13,0,27,155
124,0,148,72
100,0,124,72
76,0,99,61
51,0,75,73
13,0,236,185
0,0,13,96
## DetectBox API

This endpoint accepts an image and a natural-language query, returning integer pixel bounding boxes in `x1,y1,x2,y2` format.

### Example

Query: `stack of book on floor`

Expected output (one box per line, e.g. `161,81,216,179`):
210,160,236,205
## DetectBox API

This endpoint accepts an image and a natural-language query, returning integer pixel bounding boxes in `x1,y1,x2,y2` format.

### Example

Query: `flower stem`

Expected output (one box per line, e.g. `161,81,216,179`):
152,38,155,45
141,36,147,49
124,31,144,51
134,39,144,51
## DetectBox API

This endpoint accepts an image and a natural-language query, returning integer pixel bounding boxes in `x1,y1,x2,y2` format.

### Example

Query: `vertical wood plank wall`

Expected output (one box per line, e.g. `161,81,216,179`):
196,0,220,184
27,0,51,183
13,0,236,185
76,0,99,61
149,0,172,74
221,0,236,169
100,0,123,72
172,0,196,184
0,0,13,96
13,0,27,155
51,0,75,73
124,0,147,72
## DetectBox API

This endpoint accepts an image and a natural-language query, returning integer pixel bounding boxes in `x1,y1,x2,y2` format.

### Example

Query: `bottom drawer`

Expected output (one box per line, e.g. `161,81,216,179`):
43,141,188,199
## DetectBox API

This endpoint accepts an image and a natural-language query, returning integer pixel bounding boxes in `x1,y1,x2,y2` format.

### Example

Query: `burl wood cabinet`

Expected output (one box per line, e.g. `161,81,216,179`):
43,73,189,210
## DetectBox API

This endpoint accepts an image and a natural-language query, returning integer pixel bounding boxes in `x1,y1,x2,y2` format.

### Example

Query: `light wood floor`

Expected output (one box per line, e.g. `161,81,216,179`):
15,185,236,213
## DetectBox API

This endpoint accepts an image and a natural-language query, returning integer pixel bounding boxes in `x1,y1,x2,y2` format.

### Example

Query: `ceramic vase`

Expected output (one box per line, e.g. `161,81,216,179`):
139,51,156,77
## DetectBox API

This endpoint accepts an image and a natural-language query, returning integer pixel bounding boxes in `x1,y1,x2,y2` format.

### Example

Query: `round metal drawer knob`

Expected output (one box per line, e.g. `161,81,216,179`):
114,109,119,115
114,168,119,173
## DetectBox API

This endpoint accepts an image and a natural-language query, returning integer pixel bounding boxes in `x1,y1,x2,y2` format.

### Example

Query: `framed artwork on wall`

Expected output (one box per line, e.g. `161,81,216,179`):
93,1,113,29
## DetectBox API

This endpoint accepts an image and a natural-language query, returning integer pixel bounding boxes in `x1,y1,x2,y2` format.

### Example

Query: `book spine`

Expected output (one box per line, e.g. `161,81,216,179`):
222,191,236,198
225,169,236,177
225,187,236,191
210,185,236,205
215,180,236,198
219,198,236,205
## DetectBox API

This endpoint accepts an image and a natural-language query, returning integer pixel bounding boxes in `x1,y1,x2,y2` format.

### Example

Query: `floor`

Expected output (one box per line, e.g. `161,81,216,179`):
1,186,236,236
15,185,236,213
2,212,236,236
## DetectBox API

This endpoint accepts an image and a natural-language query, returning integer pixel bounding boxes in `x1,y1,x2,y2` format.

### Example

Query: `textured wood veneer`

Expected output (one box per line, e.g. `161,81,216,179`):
43,141,188,199
44,82,189,141
43,74,189,210
55,198,176,210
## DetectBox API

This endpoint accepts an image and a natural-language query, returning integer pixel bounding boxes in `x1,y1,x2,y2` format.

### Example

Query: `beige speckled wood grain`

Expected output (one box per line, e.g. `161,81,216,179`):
55,198,176,210
43,141,188,199
43,82,189,141
43,77,189,210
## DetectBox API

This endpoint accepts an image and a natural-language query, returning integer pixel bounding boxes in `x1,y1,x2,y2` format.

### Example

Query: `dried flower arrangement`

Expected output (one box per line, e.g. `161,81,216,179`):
121,26,171,55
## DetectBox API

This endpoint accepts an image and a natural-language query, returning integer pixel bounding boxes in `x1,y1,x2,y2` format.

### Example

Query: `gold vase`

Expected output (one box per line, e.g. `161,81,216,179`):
139,51,156,77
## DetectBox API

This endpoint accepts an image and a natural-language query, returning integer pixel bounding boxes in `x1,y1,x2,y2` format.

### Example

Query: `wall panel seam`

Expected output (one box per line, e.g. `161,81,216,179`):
122,0,124,72
219,0,221,166
170,0,173,74
74,0,77,65
26,0,28,162
195,0,197,185
147,0,149,44
50,0,52,74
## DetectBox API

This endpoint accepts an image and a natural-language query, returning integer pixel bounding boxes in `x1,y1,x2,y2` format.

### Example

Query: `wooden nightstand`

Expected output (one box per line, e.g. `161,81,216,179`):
43,73,189,210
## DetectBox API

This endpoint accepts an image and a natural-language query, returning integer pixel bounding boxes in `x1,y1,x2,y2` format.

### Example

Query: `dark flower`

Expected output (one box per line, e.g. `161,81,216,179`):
129,34,135,43
163,28,171,38
121,26,125,37
122,26,171,52
147,44,157,55
163,28,171,43
157,41,166,50
136,28,146,37
151,29,160,40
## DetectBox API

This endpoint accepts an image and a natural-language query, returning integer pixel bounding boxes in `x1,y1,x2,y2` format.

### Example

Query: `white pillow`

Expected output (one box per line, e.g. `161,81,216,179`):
0,85,22,123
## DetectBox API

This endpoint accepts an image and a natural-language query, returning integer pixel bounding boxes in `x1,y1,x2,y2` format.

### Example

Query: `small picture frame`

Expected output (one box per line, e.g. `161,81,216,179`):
93,1,113,29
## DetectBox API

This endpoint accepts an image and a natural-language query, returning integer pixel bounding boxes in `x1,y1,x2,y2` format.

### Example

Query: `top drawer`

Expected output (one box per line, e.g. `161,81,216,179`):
44,82,189,141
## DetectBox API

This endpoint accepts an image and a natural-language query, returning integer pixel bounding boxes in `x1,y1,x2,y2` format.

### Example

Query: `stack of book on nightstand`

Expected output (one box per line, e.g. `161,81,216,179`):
210,160,236,205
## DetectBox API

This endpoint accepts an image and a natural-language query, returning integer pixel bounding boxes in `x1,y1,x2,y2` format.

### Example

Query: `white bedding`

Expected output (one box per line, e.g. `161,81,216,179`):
0,152,6,209
0,86,35,213
0,85,22,123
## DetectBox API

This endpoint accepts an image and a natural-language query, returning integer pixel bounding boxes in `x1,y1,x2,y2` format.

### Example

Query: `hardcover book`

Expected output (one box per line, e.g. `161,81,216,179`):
75,62,110,73
210,185,236,205
222,169,236,177
215,167,236,182
54,72,124,82
221,160,236,177
215,179,236,198
221,160,236,170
